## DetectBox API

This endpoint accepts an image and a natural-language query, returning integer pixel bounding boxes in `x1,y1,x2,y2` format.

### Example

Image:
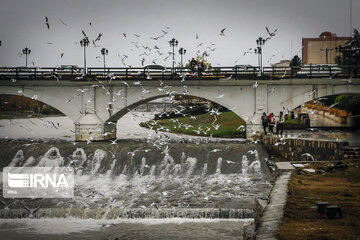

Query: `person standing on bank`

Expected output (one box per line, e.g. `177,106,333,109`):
276,111,285,137
268,113,275,134
261,112,268,134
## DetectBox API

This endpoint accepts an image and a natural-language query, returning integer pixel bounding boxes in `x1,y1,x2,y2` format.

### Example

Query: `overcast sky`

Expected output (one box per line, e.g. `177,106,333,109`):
0,0,359,68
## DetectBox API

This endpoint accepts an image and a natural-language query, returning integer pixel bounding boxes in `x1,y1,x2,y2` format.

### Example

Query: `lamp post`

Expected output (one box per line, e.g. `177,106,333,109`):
22,47,31,67
254,37,266,75
169,38,178,74
101,48,108,75
178,47,186,71
335,46,342,65
80,37,89,74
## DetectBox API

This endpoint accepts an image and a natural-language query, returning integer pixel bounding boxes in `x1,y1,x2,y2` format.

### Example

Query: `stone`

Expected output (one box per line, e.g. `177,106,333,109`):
326,205,342,219
317,201,329,215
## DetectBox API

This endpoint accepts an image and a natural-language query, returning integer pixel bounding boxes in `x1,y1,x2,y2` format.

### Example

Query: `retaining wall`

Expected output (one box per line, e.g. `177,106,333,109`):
263,136,348,161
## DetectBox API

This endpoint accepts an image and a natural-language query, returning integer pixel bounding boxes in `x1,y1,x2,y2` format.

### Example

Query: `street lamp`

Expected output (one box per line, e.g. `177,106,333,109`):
22,47,31,67
80,37,90,74
254,37,266,75
169,38,178,74
178,47,186,71
101,48,109,75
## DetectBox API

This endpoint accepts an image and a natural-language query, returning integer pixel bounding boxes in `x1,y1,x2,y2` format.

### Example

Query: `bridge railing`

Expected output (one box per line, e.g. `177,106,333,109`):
0,65,358,81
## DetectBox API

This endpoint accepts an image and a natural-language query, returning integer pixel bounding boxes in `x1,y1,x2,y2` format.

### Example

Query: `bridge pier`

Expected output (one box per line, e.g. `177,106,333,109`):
74,113,116,141
246,123,263,140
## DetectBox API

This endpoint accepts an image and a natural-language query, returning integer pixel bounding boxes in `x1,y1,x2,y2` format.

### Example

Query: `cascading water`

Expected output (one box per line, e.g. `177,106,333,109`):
0,140,274,220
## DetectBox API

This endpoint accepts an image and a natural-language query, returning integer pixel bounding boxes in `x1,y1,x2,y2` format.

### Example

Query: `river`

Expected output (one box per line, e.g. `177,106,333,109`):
0,113,274,239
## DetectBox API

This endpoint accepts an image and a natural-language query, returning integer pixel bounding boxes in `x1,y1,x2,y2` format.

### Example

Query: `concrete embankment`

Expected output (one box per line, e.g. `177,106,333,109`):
244,162,294,240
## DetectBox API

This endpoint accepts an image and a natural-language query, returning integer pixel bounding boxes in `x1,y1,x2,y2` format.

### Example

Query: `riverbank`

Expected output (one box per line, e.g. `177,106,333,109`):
277,160,360,240
140,111,246,138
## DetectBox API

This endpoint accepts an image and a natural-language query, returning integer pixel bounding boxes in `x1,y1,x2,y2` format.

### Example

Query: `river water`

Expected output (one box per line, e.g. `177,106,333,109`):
0,113,274,239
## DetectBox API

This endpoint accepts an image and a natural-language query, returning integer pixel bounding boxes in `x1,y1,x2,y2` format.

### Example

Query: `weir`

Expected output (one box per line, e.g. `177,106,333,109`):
0,141,274,219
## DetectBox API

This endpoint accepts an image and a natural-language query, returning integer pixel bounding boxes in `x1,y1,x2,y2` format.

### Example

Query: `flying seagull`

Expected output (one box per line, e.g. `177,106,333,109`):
266,27,278,37
45,16,50,29
24,205,41,218
59,18,68,26
95,33,103,42
219,28,226,36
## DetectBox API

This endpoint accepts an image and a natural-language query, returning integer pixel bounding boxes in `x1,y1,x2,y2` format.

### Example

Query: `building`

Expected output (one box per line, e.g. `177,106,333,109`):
302,32,351,65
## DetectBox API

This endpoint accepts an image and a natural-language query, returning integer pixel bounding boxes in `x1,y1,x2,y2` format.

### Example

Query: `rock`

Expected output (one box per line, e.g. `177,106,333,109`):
317,201,329,215
315,169,326,174
326,205,342,219
332,161,348,171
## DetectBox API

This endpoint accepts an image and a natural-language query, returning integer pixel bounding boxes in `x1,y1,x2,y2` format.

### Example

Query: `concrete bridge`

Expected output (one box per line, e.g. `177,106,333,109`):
0,77,359,141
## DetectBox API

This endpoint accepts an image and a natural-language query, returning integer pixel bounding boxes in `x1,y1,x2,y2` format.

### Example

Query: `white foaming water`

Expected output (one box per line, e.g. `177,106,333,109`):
139,157,146,175
8,150,24,167
90,149,107,176
0,144,272,214
202,163,208,175
37,147,64,167
23,156,36,167
71,148,87,167
249,160,262,175
215,157,222,175
185,157,197,178
149,165,156,176
241,155,249,177
106,159,117,178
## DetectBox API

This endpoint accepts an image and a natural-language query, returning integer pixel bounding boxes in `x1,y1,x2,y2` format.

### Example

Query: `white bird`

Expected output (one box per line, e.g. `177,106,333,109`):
247,150,257,155
329,73,337,79
209,149,222,153
342,77,352,84
77,88,88,93
301,153,315,161
23,205,41,218
225,160,238,165
252,81,258,88
121,81,129,87
306,90,316,97
327,102,339,110
215,94,224,99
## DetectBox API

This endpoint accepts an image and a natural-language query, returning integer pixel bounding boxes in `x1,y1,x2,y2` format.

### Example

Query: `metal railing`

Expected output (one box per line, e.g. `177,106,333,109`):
0,65,358,81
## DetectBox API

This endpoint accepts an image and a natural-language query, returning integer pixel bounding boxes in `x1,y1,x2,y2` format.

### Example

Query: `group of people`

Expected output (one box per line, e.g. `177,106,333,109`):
261,111,285,136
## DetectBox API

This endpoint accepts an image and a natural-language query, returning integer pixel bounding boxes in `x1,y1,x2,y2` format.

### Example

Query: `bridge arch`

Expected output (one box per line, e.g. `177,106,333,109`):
105,94,248,124
0,93,68,119
0,85,83,122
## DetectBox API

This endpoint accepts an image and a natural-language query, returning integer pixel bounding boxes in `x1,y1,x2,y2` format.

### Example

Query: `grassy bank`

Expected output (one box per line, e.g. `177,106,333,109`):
140,111,246,138
278,160,360,240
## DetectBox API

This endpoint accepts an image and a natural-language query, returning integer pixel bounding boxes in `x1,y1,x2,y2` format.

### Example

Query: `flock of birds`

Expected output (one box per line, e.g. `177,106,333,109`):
0,14,285,69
